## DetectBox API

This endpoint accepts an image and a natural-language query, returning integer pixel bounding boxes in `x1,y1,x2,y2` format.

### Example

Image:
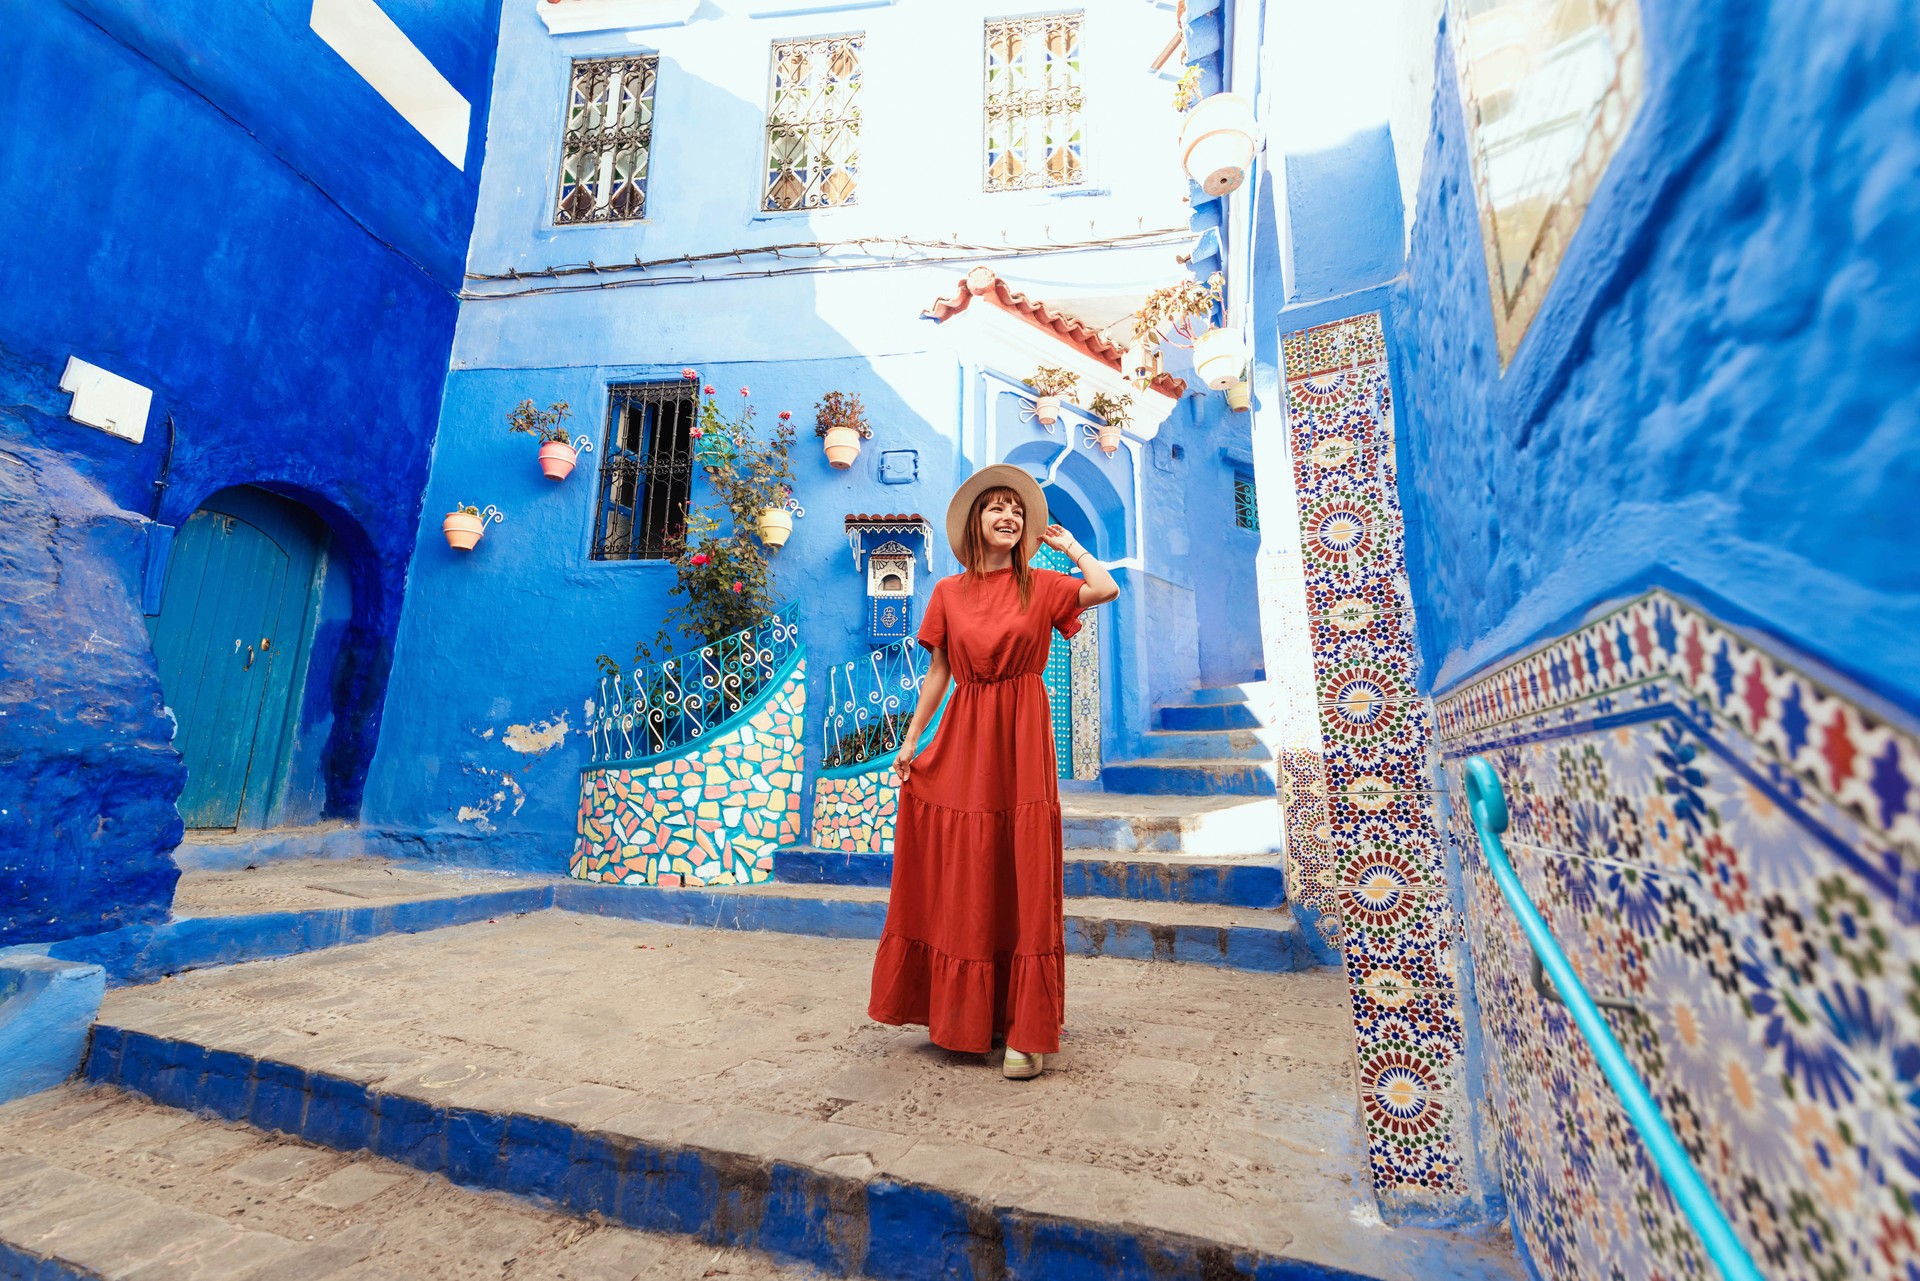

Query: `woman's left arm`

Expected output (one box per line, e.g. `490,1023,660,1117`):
1039,525,1120,606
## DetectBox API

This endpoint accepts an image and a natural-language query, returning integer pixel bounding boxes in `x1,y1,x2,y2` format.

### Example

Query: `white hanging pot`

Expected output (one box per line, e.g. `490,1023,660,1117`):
1192,327,1248,391
1180,93,1256,197
1226,379,1252,412
757,507,794,548
1034,395,1061,426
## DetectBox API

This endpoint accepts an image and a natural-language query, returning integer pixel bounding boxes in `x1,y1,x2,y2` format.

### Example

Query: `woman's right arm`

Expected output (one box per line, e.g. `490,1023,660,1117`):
893,648,951,784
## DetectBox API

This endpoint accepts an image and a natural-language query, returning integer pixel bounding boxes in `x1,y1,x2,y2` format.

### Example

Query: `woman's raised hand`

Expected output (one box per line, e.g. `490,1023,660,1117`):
1038,524,1076,554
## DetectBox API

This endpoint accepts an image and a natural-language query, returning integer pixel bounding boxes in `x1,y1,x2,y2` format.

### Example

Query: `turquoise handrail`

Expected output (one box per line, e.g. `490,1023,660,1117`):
1462,757,1762,1281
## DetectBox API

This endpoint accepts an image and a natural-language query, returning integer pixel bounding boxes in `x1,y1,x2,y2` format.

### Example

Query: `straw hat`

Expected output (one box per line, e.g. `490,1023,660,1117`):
945,463,1049,565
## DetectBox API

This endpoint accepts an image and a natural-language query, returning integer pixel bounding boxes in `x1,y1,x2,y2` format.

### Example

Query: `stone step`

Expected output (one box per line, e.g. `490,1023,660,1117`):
776,847,1288,908
0,1085,813,1280
1188,679,1270,706
558,880,1327,973
1099,757,1278,797
1060,791,1283,855
1159,702,1263,731
77,915,1523,1281
1131,726,1272,761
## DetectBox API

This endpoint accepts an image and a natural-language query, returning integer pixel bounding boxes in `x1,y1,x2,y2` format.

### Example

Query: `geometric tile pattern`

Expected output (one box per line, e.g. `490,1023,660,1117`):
811,766,900,854
1279,747,1341,946
1281,313,1479,1213
1434,589,1920,1279
571,661,806,887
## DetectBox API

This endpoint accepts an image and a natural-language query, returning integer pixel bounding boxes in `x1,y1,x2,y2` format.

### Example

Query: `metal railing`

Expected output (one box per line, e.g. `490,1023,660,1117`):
1462,757,1761,1281
588,606,801,764
820,636,928,771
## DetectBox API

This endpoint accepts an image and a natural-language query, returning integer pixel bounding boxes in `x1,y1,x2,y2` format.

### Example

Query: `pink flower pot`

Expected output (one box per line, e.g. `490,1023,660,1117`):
1034,394,1061,426
821,425,864,470
443,512,486,551
538,440,578,480
1097,426,1122,455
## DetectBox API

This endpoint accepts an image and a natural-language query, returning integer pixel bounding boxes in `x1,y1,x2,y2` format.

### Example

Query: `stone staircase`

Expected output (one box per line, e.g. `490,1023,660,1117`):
1097,676,1280,797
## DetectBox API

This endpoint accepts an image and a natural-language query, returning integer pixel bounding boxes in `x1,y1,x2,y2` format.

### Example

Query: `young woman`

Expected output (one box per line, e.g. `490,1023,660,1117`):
867,464,1121,1080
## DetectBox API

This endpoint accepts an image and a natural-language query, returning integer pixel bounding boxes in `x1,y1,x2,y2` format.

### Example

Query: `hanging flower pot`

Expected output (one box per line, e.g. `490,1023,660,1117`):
1226,378,1252,412
757,506,795,548
1096,424,1123,455
821,425,864,469
1034,395,1062,426
1088,391,1132,458
694,432,735,472
1180,93,1257,197
1192,326,1249,391
538,439,578,480
443,507,489,551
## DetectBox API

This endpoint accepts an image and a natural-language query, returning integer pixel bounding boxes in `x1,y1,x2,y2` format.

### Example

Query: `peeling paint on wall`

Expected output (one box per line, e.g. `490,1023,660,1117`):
503,714,569,756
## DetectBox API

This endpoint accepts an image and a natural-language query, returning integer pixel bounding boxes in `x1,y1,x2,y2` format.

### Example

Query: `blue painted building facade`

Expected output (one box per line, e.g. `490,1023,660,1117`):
1,0,502,944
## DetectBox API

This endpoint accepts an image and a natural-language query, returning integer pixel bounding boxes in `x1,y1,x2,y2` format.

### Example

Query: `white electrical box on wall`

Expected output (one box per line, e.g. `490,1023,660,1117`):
60,357,152,444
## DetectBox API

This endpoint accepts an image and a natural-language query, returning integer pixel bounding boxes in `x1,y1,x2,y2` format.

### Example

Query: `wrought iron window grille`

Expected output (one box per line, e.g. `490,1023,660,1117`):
764,34,863,212
1233,471,1259,532
589,605,802,763
592,381,696,561
822,636,930,770
984,12,1086,193
556,56,658,225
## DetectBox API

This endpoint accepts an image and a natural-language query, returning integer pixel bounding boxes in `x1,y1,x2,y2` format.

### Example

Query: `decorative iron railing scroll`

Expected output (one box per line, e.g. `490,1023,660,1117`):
588,606,801,764
821,637,928,770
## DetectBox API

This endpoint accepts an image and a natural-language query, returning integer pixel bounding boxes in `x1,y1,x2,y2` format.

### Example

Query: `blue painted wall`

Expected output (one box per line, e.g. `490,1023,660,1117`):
1285,126,1409,307
1391,0,1920,710
0,0,501,944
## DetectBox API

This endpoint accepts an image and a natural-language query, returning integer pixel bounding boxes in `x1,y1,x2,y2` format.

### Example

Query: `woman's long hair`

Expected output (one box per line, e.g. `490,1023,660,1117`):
959,485,1034,610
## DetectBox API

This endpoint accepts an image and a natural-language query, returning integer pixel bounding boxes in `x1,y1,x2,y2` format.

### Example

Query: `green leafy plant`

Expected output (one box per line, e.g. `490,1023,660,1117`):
596,380,798,675
1131,273,1224,350
1026,365,1081,399
450,503,481,516
1173,65,1203,112
507,399,574,445
1088,391,1133,430
814,390,873,439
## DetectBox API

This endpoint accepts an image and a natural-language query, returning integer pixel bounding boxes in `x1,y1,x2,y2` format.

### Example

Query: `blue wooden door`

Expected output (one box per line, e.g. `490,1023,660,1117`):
1033,545,1075,779
148,489,321,829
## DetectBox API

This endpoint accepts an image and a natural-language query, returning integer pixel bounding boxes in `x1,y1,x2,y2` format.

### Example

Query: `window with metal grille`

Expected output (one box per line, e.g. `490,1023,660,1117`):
556,56,657,225
984,12,1085,192
1234,471,1259,532
592,383,695,560
763,34,863,212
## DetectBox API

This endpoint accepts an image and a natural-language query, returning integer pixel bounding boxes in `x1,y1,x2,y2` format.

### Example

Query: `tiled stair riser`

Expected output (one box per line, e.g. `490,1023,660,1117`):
1435,588,1920,1281
810,767,901,854
572,662,807,888
1281,315,1481,1215
775,849,1290,908
81,1027,1374,1281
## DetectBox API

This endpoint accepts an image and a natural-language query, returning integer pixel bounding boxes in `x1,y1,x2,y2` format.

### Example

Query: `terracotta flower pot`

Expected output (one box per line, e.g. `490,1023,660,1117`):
1097,425,1122,455
1226,379,1252,412
821,425,864,470
757,507,795,548
538,439,578,480
443,511,486,551
1034,394,1061,425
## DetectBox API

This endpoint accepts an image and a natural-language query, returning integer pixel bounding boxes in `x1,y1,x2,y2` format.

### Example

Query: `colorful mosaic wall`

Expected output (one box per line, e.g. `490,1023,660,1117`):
1279,748,1340,945
572,660,806,887
1070,609,1101,780
1436,590,1920,1280
811,766,900,853
1281,313,1480,1212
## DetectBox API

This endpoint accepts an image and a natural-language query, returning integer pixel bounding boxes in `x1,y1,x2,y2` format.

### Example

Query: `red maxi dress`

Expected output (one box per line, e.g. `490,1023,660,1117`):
868,566,1088,1054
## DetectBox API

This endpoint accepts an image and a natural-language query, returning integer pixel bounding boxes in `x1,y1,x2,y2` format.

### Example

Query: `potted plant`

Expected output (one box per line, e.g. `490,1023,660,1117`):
508,400,587,481
1179,91,1257,197
1227,378,1252,412
442,503,495,551
1087,391,1133,456
815,390,872,469
1025,366,1080,426
1132,272,1245,390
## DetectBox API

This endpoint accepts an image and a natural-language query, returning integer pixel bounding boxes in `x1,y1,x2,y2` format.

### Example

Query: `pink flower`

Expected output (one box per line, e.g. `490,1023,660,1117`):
689,426,704,439
778,411,792,421
703,384,716,395
680,367,698,380
739,387,750,397
730,581,743,593
690,552,709,566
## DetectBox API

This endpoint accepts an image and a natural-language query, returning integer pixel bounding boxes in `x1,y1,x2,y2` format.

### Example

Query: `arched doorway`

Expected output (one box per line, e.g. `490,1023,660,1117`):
146,487,328,829
1034,481,1105,782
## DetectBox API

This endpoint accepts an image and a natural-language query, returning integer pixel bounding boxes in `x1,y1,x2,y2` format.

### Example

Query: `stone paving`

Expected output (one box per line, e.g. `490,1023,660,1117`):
171,858,555,919
91,913,1524,1278
0,1085,820,1279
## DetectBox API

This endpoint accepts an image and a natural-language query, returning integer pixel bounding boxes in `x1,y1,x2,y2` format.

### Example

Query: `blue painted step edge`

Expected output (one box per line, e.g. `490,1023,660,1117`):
775,848,1290,909
86,1026,1385,1281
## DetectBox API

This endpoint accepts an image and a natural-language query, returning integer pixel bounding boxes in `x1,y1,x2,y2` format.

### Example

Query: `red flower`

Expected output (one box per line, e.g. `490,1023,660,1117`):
690,552,709,566
703,384,716,395
778,410,792,420
739,387,750,397
730,581,743,593
680,367,698,380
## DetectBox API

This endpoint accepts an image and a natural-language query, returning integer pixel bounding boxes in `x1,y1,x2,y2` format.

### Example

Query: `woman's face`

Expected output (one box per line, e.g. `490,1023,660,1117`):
978,492,1025,552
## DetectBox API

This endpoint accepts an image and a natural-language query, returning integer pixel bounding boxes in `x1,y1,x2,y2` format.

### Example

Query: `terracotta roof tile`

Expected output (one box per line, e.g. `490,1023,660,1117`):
923,267,1187,399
